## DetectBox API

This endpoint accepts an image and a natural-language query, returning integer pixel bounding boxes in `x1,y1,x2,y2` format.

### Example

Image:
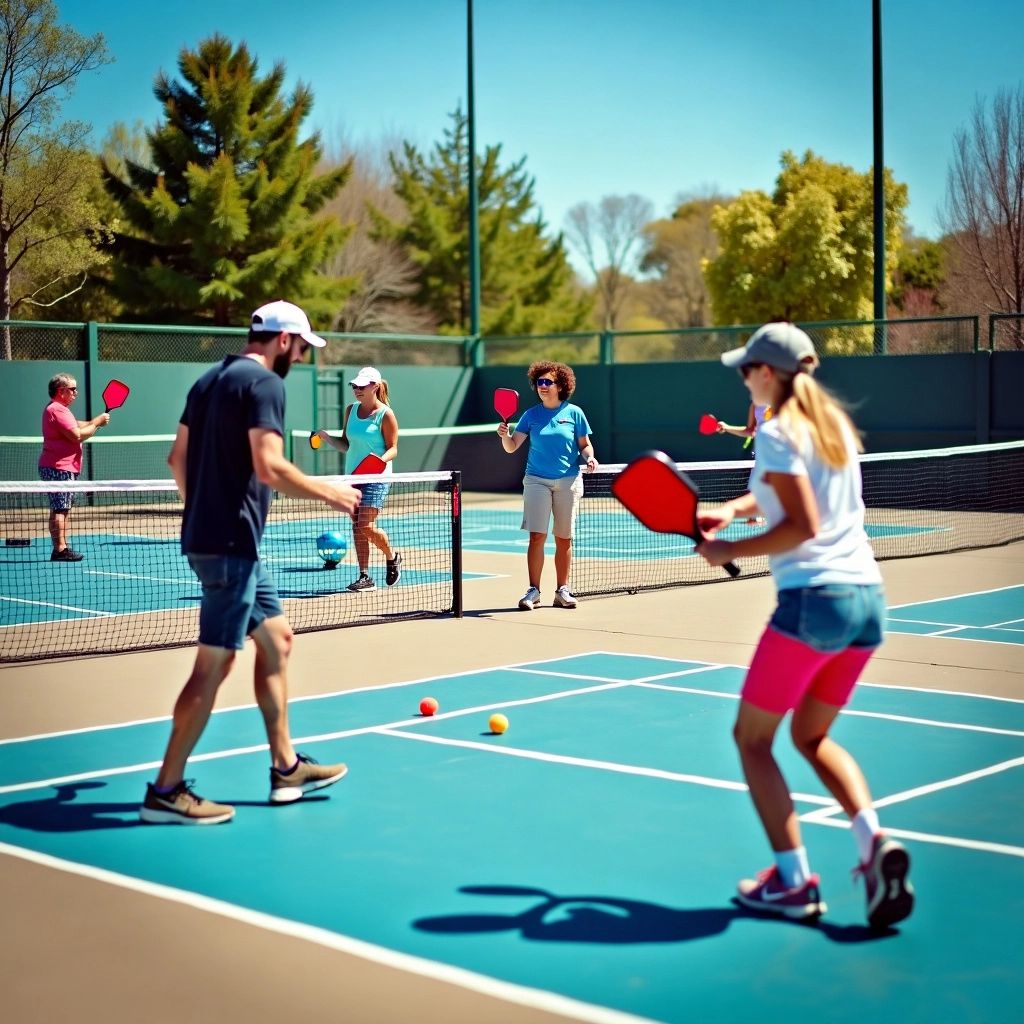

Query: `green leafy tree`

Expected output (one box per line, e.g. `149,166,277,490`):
890,234,945,314
102,34,353,326
704,150,908,330
373,108,591,336
0,0,111,353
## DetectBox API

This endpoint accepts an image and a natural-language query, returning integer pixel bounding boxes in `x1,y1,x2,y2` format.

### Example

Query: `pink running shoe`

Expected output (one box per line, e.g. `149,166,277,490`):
854,834,914,930
736,866,827,920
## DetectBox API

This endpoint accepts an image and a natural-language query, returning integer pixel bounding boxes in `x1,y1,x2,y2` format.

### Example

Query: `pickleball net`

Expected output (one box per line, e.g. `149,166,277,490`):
566,439,1024,597
0,471,462,662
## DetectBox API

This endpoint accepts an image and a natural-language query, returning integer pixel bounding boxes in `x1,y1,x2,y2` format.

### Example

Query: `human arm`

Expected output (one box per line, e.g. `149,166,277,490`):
379,408,399,464
715,405,756,439
167,424,189,500
697,472,818,567
250,428,361,513
50,408,109,444
577,434,598,473
497,408,528,454
314,406,352,453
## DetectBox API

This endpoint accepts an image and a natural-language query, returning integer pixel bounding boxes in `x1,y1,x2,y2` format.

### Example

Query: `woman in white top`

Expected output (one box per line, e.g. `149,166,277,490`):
697,322,913,931
315,366,400,592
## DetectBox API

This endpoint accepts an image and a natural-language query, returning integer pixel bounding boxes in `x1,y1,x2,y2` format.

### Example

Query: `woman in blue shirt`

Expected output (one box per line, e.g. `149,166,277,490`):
497,361,598,610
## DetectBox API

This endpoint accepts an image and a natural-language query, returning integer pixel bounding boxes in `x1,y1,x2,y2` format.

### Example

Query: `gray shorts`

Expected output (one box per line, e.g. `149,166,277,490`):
521,473,583,538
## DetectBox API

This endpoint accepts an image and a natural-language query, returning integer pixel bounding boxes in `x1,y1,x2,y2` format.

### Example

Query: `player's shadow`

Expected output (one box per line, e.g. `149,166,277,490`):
0,781,141,831
414,885,893,944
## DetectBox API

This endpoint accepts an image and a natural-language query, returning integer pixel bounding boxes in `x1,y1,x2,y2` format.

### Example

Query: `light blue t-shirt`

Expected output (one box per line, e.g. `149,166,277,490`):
344,403,393,475
515,402,592,480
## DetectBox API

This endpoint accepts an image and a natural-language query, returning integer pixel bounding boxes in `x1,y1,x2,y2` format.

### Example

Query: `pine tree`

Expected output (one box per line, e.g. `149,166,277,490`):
102,34,353,326
372,109,591,336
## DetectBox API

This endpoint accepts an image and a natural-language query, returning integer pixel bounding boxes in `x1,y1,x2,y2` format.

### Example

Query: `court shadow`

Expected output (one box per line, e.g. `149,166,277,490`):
414,885,897,945
0,781,141,832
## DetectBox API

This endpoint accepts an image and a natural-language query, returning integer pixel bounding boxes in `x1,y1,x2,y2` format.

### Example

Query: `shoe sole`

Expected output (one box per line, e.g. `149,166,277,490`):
139,806,235,825
518,600,536,610
270,764,349,804
553,598,577,609
735,891,827,920
867,844,914,929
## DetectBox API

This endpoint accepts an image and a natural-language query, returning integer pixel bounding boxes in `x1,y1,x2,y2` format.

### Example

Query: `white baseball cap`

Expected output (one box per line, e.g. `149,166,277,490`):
250,300,326,347
721,322,818,374
350,366,382,386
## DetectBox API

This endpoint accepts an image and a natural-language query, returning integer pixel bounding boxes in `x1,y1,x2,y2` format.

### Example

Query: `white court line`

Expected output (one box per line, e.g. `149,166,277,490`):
0,595,112,617
0,842,657,1024
378,727,833,805
86,569,193,586
888,583,1024,608
800,819,1024,859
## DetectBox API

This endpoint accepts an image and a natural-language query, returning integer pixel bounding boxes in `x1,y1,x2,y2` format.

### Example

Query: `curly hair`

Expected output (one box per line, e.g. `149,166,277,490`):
527,361,576,401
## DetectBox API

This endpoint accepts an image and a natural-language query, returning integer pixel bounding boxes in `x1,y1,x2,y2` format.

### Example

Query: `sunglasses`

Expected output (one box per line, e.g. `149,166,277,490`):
739,363,765,379
535,377,557,388
63,386,79,392
351,382,375,390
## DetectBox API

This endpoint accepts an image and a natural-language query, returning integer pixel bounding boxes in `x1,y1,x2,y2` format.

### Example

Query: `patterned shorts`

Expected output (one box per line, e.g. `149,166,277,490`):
38,466,78,512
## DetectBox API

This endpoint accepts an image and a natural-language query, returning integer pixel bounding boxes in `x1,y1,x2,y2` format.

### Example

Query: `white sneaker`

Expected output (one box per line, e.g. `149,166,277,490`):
518,586,541,610
553,585,577,609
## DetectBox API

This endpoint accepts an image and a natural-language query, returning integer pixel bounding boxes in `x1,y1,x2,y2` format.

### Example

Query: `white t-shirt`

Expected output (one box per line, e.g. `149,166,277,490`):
749,415,881,590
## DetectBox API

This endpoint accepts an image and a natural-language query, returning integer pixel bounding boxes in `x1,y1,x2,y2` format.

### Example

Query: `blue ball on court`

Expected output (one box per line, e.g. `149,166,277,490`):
316,530,348,569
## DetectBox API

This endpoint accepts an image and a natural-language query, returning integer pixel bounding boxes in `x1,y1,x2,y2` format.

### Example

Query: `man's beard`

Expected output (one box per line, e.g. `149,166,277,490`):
272,351,293,379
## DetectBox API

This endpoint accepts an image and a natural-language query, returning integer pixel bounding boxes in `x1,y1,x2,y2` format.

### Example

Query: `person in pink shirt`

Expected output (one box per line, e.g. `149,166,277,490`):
38,373,110,562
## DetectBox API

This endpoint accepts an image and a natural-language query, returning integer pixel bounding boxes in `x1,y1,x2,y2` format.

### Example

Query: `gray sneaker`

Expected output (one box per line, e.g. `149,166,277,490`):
553,585,578,609
269,753,348,804
347,572,375,592
518,586,541,610
140,780,235,825
856,834,914,929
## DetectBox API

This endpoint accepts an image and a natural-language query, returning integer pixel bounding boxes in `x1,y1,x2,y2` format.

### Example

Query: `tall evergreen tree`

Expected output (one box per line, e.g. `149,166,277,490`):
102,34,353,325
373,109,590,336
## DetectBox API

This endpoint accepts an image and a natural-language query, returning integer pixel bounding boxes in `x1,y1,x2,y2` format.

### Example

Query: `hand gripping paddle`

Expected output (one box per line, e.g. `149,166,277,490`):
102,379,130,413
494,387,519,426
611,449,740,578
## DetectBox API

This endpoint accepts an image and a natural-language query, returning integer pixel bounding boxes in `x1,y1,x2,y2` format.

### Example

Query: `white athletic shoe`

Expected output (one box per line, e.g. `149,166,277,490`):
518,586,541,610
553,586,578,609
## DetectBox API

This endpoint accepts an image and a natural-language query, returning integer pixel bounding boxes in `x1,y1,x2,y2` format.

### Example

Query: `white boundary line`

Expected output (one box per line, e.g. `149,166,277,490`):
0,842,658,1024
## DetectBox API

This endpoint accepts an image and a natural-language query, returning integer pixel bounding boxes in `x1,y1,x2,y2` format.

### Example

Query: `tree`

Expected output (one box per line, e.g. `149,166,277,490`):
703,150,908,332
373,108,591,336
639,192,727,328
102,34,354,326
889,233,945,316
0,0,111,354
939,87,1024,347
564,194,653,329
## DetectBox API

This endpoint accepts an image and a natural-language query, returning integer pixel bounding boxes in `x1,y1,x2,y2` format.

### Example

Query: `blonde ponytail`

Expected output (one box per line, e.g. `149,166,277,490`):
377,379,391,406
777,373,862,468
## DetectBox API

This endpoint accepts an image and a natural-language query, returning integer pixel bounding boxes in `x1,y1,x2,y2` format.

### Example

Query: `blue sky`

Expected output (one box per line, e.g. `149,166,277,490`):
55,0,1022,253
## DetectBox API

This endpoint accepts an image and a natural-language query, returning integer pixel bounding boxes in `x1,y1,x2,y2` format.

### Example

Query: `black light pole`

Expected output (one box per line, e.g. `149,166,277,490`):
467,0,481,358
872,0,887,353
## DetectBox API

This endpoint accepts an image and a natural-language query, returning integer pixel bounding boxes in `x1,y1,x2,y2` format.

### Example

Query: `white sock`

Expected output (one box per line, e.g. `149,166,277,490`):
852,808,881,862
774,846,811,888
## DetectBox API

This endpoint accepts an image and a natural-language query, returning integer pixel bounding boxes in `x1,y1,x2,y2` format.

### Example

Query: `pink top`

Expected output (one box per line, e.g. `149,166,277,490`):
39,400,82,473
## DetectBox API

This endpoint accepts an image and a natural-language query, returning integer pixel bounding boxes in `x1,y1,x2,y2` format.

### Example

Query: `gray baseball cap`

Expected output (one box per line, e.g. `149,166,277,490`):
721,322,817,373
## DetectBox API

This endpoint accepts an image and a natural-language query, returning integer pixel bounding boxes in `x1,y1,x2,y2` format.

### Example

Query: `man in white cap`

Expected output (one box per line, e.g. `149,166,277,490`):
141,300,361,825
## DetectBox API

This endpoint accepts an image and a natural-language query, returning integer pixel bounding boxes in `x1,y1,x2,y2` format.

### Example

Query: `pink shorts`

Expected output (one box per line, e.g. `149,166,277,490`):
741,626,876,715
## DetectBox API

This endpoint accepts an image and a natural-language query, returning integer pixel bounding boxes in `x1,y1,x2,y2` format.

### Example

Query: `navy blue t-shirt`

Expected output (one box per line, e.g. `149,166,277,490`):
179,355,285,558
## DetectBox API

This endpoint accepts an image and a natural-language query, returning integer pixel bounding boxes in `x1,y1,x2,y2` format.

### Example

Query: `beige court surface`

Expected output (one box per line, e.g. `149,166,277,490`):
1,537,1022,1023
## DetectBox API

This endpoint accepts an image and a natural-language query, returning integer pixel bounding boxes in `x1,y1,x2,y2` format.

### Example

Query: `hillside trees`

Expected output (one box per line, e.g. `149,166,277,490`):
704,150,908,332
102,34,353,326
372,108,590,336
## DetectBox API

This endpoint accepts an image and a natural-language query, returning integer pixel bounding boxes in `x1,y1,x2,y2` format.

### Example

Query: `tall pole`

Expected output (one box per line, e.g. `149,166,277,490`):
467,0,481,349
872,0,887,353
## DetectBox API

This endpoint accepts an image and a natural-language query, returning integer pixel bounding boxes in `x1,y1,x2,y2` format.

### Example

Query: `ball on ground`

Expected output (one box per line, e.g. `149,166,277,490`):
419,697,439,716
489,713,508,735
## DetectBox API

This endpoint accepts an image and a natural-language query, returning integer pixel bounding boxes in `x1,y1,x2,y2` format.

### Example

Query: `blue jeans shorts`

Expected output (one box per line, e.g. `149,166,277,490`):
187,554,284,650
770,584,886,654
355,482,391,510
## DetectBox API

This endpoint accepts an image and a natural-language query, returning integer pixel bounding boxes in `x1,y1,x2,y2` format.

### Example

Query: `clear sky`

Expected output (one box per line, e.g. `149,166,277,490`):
54,0,1022,252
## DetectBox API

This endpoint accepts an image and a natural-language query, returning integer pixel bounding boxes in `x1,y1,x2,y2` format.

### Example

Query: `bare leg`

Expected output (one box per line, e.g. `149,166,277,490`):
155,644,236,788
251,615,297,770
49,510,68,552
526,532,546,588
357,506,394,560
553,536,572,588
733,701,802,851
791,696,873,817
